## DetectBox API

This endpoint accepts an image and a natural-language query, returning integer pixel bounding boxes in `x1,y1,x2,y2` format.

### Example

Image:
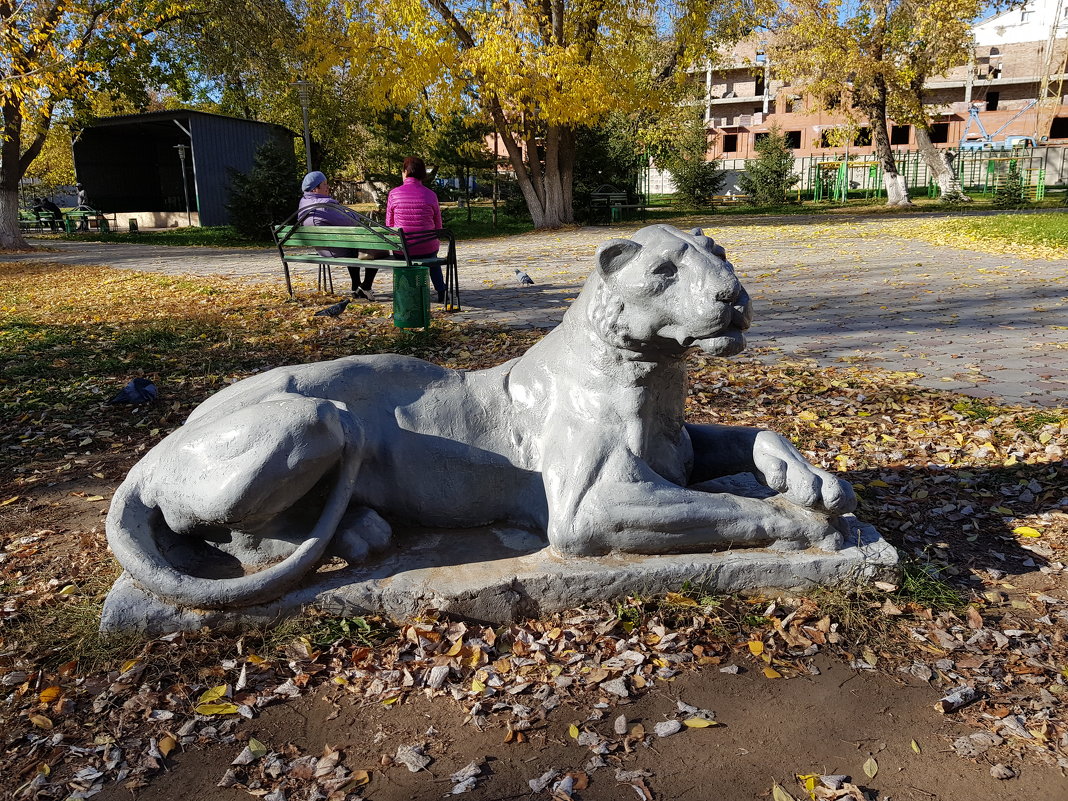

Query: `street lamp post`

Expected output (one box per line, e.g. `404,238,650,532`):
174,144,192,226
293,80,313,171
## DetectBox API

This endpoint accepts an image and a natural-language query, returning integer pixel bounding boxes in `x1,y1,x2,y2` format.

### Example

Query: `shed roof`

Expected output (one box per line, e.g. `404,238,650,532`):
87,109,294,137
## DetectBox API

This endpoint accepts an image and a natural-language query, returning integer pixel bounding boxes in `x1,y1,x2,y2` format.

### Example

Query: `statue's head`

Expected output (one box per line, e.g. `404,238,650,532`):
588,225,752,357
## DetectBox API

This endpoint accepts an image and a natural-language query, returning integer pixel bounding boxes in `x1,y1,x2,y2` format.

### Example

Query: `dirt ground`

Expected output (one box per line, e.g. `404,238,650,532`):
94,657,1067,801
4,420,1068,801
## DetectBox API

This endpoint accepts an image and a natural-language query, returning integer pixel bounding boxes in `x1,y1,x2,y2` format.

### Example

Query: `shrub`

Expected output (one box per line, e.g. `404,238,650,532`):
992,160,1028,209
738,126,800,205
226,138,301,241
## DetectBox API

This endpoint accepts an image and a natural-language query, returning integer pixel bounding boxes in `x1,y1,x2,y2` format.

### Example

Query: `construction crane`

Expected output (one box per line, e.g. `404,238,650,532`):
959,100,1040,149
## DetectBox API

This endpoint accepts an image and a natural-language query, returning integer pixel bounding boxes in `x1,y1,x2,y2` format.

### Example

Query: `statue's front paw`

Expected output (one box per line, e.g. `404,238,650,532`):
753,431,856,515
330,507,392,563
764,496,846,553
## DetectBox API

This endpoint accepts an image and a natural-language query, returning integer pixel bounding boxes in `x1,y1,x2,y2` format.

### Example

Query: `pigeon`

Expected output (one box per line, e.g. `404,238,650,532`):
108,378,157,405
314,298,351,317
515,269,535,285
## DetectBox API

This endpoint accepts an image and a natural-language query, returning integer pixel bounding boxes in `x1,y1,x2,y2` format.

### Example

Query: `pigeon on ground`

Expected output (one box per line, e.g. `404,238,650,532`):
314,298,351,317
108,378,157,405
515,269,535,285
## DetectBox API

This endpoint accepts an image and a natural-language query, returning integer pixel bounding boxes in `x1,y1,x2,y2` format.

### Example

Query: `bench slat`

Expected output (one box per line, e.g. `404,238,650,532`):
277,227,403,250
282,255,446,268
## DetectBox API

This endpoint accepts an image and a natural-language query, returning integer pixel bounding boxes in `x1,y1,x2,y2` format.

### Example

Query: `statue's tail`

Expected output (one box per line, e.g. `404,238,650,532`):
105,448,359,609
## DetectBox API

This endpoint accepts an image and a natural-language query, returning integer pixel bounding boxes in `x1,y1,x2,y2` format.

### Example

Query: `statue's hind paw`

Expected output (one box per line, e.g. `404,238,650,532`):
329,507,392,563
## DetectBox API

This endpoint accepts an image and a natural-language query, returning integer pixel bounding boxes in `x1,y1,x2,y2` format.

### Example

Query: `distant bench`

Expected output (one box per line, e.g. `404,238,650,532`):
19,212,59,233
272,203,459,310
64,207,112,233
590,185,647,224
712,194,751,205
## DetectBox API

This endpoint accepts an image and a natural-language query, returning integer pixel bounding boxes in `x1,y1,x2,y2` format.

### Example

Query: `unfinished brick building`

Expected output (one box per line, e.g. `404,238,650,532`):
683,0,1068,189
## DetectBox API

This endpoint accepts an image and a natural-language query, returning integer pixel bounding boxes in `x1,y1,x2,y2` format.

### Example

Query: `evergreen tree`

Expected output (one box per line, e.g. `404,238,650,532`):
738,127,800,205
662,116,725,208
993,160,1027,209
226,138,301,241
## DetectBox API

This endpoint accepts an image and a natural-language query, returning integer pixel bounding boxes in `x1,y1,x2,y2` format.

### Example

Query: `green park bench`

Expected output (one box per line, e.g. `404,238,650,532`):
590,184,647,224
64,207,111,234
19,210,59,233
273,203,460,327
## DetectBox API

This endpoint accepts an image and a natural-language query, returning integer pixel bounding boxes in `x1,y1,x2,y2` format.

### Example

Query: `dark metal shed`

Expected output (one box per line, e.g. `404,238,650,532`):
73,110,294,227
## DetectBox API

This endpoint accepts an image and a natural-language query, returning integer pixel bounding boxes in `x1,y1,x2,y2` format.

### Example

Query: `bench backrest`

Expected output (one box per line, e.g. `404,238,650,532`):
591,192,629,205
274,224,405,251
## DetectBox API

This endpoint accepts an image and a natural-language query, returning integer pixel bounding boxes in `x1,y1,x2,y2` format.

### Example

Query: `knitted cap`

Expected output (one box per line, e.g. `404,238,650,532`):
302,171,327,192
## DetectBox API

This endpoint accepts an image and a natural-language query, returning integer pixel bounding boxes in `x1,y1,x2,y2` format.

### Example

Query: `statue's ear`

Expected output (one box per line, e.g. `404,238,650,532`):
689,228,727,260
595,239,641,276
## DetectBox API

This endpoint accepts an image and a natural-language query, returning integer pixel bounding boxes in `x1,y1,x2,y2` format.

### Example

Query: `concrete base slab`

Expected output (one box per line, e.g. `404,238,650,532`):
101,516,898,634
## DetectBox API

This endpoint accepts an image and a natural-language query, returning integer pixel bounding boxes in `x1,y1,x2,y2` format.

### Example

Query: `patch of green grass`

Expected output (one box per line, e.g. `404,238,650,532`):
928,212,1068,248
897,559,967,611
303,614,395,648
1017,410,1064,434
952,398,999,421
49,226,263,248
441,205,535,239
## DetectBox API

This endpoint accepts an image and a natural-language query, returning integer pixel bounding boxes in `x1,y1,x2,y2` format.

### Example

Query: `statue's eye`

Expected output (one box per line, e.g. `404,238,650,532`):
652,261,677,279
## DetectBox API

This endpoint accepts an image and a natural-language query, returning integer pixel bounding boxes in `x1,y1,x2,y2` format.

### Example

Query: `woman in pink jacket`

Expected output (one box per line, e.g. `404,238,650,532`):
386,157,446,303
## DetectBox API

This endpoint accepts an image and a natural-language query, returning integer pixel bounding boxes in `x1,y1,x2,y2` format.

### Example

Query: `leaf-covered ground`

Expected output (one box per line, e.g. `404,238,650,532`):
1,261,1066,800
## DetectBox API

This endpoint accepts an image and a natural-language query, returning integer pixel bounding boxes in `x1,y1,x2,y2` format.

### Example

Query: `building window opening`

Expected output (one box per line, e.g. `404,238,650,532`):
1021,9,1033,21
1050,117,1068,138
754,132,770,146
890,125,911,145
986,91,1000,111
722,133,738,152
929,122,949,143
755,74,766,96
853,127,872,146
784,130,802,148
755,50,766,65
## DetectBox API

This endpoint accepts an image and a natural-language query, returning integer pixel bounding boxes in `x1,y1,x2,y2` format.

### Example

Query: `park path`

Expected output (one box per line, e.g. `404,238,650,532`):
9,214,1068,406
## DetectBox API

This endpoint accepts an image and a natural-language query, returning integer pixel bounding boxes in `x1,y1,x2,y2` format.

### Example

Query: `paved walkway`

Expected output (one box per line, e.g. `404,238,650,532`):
8,215,1068,406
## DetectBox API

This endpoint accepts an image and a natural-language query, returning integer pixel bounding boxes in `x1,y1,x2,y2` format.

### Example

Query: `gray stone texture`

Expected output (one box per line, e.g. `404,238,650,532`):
101,514,895,633
101,225,888,631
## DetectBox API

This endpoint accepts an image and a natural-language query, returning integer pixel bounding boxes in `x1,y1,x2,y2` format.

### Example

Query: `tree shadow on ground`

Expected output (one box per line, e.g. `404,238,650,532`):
846,462,1064,586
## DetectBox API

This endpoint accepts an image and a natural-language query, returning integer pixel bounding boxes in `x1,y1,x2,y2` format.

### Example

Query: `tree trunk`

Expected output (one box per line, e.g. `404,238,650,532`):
1,103,31,249
870,116,911,206
915,126,969,202
868,82,912,207
0,188,31,250
487,101,574,228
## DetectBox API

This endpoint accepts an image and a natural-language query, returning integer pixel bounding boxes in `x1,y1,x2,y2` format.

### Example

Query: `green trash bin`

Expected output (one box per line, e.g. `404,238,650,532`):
64,216,76,234
392,265,430,329
98,217,110,234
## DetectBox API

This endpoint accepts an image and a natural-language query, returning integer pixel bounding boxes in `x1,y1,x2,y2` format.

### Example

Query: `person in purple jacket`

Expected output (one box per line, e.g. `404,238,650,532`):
298,171,380,301
386,157,446,303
